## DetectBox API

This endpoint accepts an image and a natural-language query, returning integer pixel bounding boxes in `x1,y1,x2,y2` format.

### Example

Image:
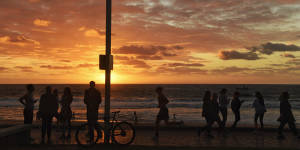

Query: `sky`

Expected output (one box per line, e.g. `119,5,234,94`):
1,0,300,84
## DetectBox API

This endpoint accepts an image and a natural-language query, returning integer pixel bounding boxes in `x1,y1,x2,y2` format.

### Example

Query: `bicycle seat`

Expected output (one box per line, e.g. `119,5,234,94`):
112,111,120,114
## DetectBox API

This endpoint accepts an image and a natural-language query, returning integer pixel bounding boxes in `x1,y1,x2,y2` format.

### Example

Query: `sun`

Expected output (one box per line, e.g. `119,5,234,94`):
95,72,121,84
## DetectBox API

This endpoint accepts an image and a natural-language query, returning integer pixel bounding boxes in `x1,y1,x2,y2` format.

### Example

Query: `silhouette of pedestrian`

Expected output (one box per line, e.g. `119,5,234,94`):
277,92,299,140
84,81,101,143
198,91,221,138
252,92,266,130
19,84,37,142
59,87,73,139
19,84,37,124
231,91,244,128
218,88,229,127
153,86,169,139
39,86,58,144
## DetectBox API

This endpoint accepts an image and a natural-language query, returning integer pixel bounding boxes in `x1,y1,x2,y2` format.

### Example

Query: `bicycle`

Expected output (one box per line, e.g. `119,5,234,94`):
75,111,136,147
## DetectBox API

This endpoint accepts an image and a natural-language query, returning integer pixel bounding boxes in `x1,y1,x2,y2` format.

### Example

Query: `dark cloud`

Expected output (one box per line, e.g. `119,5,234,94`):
249,42,300,55
114,45,184,56
165,63,204,67
125,59,151,69
0,67,9,72
136,55,163,60
40,65,73,70
77,63,97,68
218,50,260,60
115,55,131,61
15,66,33,70
212,67,251,74
281,53,296,58
156,66,207,74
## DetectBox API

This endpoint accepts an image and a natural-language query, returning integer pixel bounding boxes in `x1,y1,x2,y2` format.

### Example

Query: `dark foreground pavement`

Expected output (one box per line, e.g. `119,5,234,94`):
26,126,300,149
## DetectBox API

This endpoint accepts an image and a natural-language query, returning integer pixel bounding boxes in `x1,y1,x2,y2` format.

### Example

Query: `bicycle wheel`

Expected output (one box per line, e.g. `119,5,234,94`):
111,122,135,145
75,123,104,147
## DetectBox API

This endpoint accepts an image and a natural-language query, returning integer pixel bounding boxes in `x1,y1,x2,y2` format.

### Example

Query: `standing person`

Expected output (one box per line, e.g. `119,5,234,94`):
277,92,299,140
39,86,58,144
153,86,169,139
19,84,37,124
60,87,73,139
84,81,101,143
218,88,229,127
231,92,244,128
252,92,266,130
19,84,37,142
198,92,221,138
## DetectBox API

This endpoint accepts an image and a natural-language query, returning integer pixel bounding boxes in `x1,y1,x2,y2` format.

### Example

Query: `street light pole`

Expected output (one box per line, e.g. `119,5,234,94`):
104,0,112,144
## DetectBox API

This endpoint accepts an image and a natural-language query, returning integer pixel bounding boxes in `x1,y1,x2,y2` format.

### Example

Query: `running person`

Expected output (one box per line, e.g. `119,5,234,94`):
153,86,169,139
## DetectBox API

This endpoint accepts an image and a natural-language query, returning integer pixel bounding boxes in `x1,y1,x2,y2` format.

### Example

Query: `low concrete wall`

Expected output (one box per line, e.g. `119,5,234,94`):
0,124,32,145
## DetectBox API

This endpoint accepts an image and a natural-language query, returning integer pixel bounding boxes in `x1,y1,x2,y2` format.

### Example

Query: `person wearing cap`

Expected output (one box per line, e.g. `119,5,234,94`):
84,81,102,143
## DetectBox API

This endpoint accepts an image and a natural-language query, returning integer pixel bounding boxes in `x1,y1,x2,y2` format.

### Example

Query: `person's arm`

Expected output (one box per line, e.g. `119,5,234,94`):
84,90,88,105
18,95,26,106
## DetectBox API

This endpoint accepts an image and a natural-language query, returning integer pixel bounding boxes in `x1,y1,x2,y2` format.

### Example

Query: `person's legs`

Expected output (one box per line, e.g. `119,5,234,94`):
278,121,286,139
41,117,47,142
47,116,53,140
220,107,227,126
24,109,33,124
254,113,259,129
67,119,71,137
259,113,264,129
288,121,298,136
232,111,239,128
154,118,161,137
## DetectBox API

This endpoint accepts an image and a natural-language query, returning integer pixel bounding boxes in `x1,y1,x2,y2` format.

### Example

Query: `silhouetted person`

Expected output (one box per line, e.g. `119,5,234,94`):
84,81,101,143
39,86,58,144
60,87,73,139
252,92,266,130
198,91,222,138
19,84,37,142
231,92,244,128
277,92,299,140
153,86,169,139
19,84,37,124
218,88,229,127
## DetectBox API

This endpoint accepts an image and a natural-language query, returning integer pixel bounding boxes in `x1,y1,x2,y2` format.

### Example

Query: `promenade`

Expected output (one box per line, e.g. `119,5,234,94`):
26,126,300,149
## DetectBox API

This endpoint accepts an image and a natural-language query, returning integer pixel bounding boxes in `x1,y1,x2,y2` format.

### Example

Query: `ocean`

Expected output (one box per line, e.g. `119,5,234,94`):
1,84,300,126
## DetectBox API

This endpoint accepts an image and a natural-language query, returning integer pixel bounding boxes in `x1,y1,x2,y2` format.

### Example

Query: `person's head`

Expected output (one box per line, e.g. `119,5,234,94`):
211,93,218,101
26,84,34,93
64,87,71,96
233,91,240,99
255,91,263,99
220,88,227,94
46,86,52,94
89,81,95,88
53,89,58,95
203,90,211,102
280,91,290,101
155,86,163,94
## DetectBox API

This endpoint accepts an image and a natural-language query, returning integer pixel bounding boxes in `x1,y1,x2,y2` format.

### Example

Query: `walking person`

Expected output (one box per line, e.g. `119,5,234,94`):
231,92,244,128
277,92,299,140
39,86,58,144
84,81,101,144
218,88,229,127
153,86,169,139
59,87,73,139
252,92,266,130
198,92,222,138
19,84,37,142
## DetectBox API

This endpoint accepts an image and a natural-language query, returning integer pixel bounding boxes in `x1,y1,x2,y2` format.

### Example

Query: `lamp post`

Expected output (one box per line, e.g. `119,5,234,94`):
104,0,112,144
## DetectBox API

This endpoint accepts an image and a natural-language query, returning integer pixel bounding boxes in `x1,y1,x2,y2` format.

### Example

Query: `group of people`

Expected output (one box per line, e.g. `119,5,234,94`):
153,87,300,140
19,81,101,143
19,83,300,143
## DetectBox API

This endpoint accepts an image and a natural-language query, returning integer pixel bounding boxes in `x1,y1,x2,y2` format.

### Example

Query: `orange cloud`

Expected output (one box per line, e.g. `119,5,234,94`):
33,19,51,27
